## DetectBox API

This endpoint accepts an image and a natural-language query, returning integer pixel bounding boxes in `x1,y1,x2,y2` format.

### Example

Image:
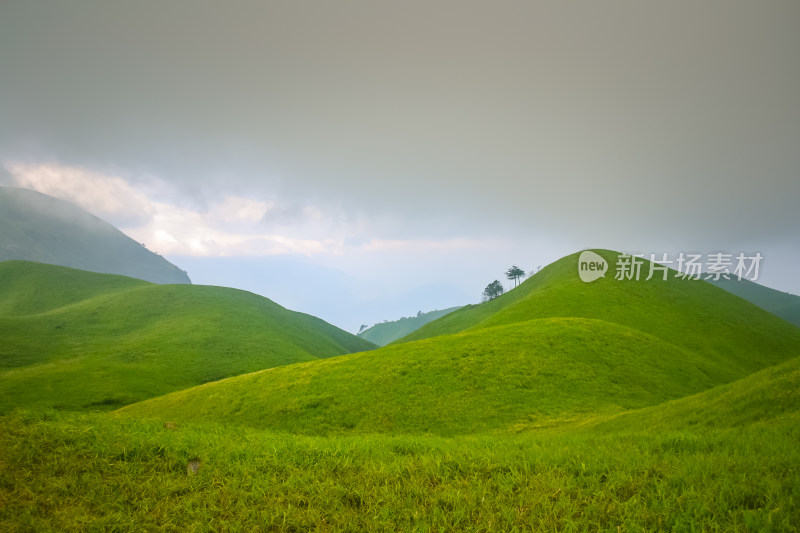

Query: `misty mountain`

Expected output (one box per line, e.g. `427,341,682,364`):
357,307,462,346
707,277,800,328
0,186,190,284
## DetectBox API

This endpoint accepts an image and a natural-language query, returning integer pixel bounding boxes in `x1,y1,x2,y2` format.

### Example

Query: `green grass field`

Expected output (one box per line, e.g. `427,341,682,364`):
1,251,799,530
2,357,798,531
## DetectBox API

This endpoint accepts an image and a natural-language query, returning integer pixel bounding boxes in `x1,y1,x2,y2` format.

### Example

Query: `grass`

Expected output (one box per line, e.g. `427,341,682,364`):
0,261,376,412
2,357,799,531
0,260,147,317
358,307,463,346
120,317,757,435
586,354,800,434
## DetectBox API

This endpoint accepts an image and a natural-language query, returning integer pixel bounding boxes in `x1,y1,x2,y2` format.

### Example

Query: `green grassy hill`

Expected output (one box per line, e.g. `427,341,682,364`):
0,186,191,284
4,359,798,531
398,250,799,368
0,261,375,412
589,355,800,434
357,306,462,346
119,250,800,435
0,260,148,316
708,276,800,327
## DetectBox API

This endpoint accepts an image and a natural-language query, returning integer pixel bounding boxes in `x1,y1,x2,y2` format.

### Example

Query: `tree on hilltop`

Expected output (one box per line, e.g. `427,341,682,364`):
506,265,525,288
482,280,504,302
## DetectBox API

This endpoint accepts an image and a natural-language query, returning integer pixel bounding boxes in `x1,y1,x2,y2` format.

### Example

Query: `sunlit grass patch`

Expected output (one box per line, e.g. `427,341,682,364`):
1,407,798,531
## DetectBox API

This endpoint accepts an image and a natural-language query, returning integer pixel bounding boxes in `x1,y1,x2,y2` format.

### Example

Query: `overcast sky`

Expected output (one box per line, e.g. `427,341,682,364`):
1,1,799,331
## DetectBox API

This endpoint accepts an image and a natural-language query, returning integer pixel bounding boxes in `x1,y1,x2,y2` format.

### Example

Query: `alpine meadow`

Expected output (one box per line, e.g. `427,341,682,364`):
2,250,800,531
2,2,800,531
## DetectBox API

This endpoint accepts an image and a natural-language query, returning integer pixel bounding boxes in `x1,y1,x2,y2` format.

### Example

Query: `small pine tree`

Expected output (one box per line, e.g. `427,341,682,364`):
506,265,525,288
482,280,504,301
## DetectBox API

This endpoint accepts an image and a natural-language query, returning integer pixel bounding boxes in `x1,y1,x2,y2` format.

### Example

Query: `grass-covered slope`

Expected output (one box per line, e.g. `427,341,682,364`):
119,318,727,435
119,250,800,435
357,306,462,346
398,250,800,375
0,260,148,316
590,355,800,434
0,261,375,412
0,186,190,284
4,358,799,531
708,276,800,327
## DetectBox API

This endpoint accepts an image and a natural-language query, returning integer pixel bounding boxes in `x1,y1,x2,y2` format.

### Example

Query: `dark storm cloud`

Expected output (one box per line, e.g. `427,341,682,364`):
1,0,798,249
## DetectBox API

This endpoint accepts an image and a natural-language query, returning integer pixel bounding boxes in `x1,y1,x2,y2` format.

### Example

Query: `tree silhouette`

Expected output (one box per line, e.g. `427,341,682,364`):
506,265,525,288
482,280,504,301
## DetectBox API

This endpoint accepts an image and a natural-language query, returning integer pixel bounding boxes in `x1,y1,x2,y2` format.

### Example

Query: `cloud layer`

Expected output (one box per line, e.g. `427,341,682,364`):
2,1,799,327
2,1,797,252
5,162,351,256
5,162,509,262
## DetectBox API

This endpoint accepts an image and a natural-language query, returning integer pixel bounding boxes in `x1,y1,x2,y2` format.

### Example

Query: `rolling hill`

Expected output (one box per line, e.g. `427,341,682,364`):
0,186,190,284
0,261,375,412
357,306,462,346
588,354,800,434
118,250,800,435
4,251,800,530
396,249,799,364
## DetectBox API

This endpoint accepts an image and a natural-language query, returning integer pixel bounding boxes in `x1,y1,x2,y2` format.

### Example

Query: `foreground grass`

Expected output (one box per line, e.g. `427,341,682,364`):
1,408,797,531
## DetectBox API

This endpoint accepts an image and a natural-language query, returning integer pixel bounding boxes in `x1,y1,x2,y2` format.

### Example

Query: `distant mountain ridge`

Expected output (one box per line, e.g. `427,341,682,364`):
707,277,800,328
357,307,462,346
0,186,190,284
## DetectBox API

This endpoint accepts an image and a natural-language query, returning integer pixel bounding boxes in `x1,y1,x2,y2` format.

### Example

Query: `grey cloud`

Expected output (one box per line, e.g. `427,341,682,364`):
1,0,798,255
258,203,312,228
0,167,12,186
